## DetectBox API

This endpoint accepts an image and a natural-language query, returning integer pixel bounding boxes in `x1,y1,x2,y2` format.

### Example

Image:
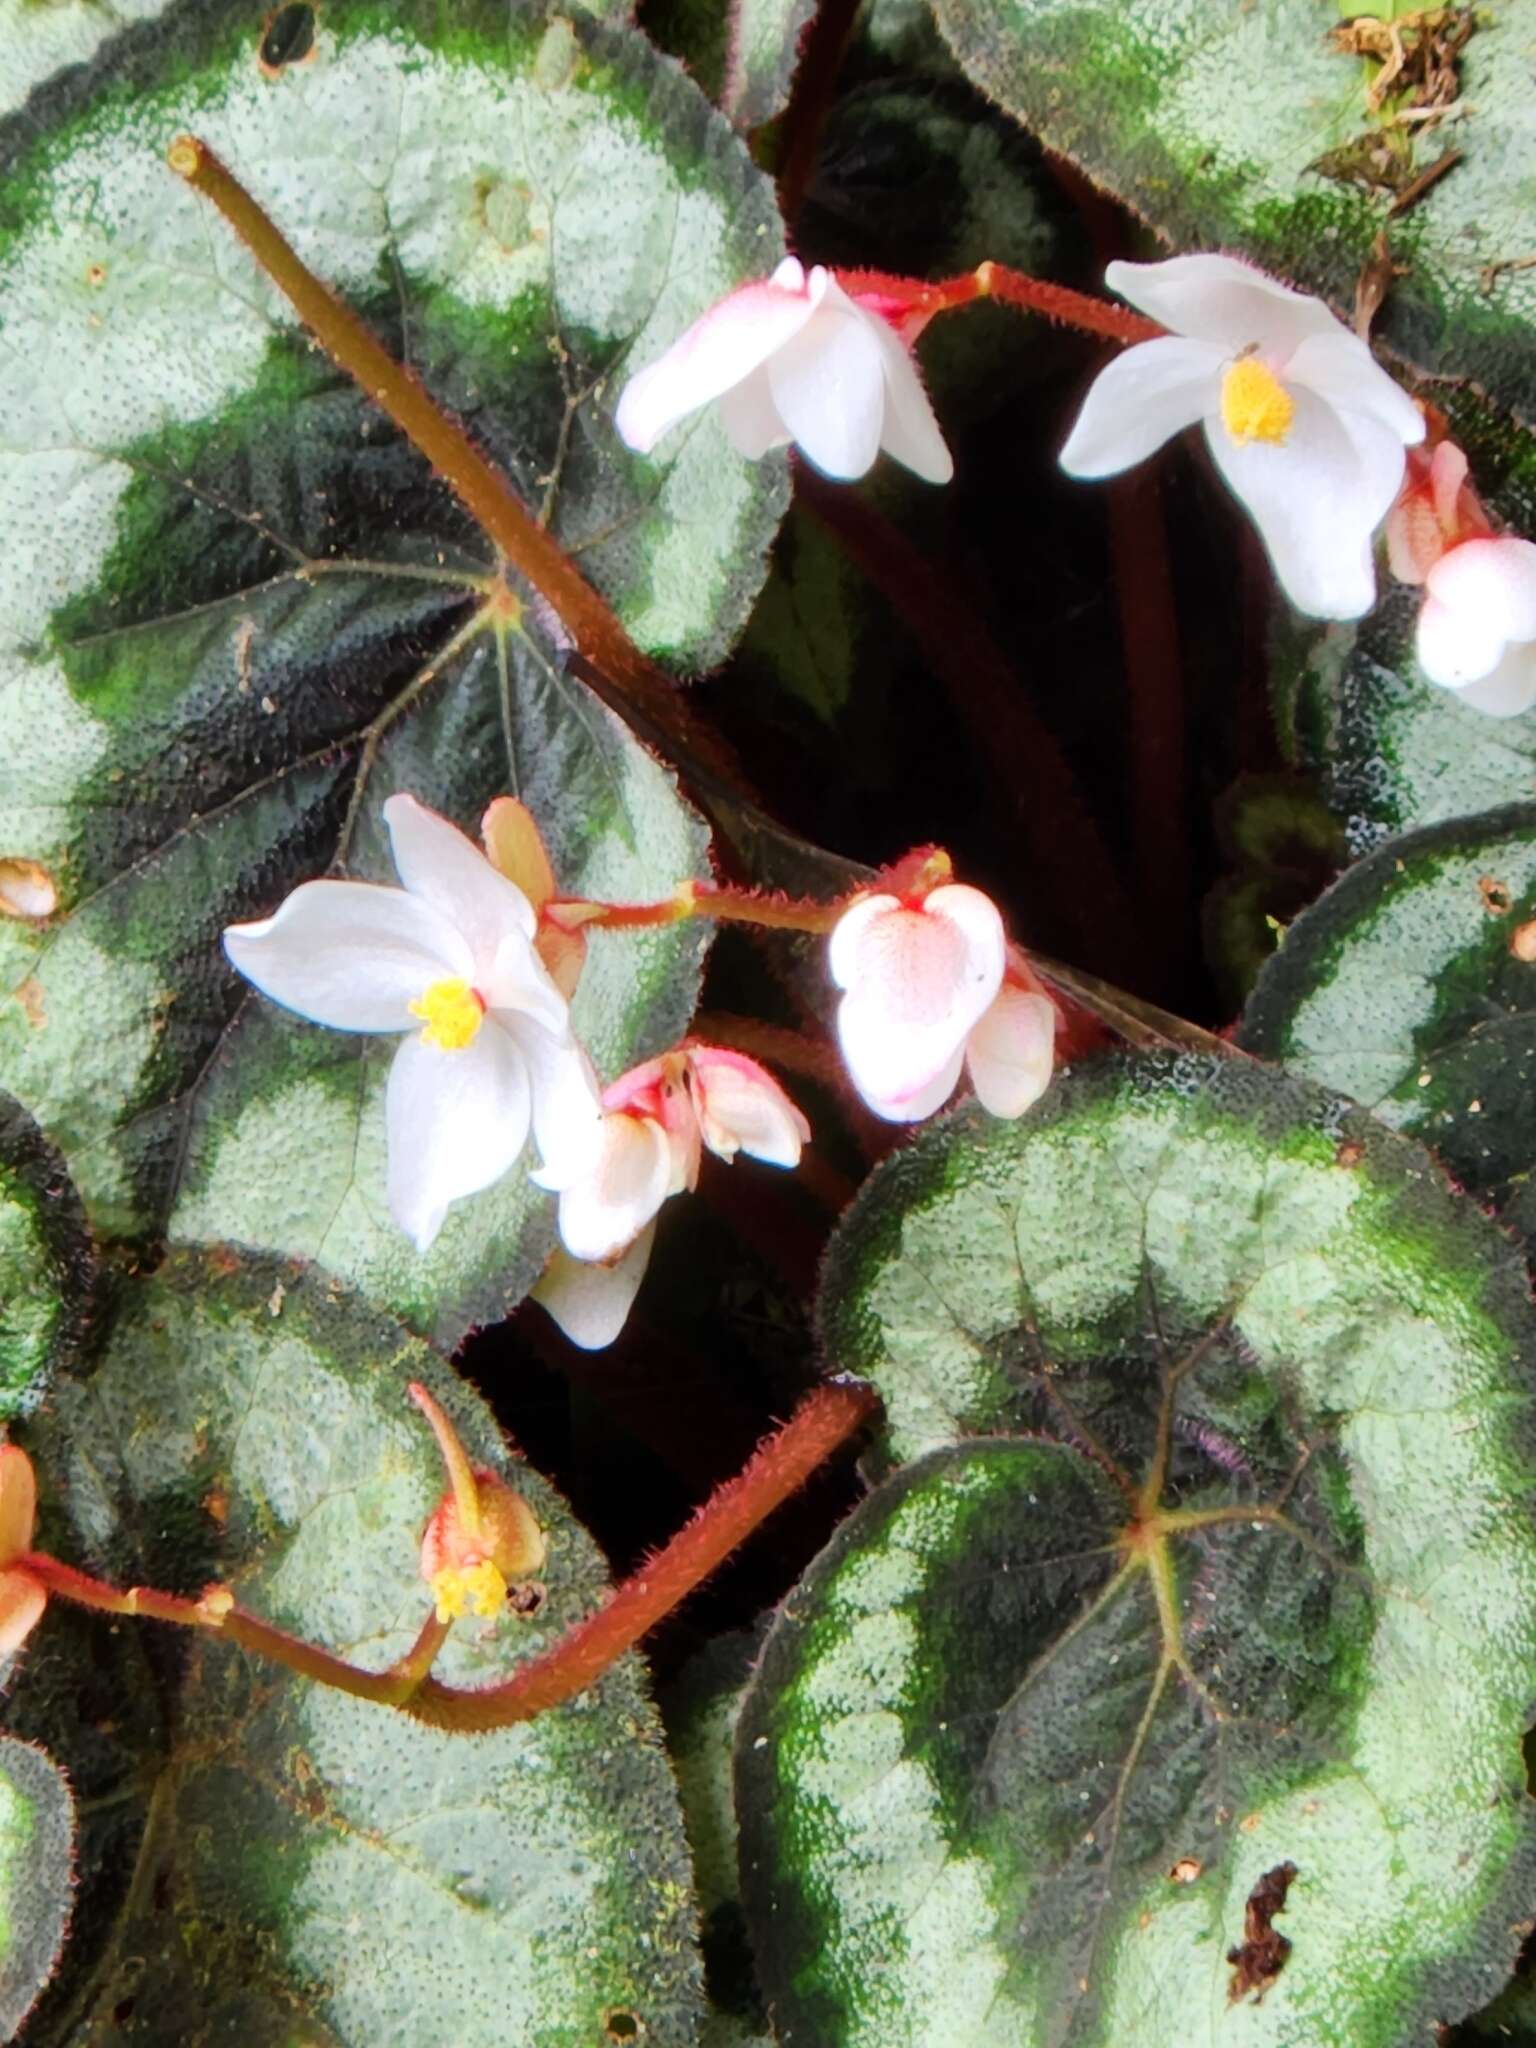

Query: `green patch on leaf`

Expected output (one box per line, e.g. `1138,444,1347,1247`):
5,1249,704,2045
1240,801,1536,1242
930,0,1536,419
0,0,790,1341
771,1053,1536,2043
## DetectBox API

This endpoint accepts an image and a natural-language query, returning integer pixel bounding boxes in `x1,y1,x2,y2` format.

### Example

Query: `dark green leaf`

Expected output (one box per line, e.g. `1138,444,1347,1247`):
929,0,1536,419
6,1248,704,2045
0,1092,92,1420
0,0,787,1343
755,1054,1536,2043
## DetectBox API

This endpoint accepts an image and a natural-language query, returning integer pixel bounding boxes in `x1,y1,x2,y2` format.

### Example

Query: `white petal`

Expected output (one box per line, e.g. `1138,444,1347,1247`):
833,884,1005,1111
556,1113,675,1265
224,880,470,1032
482,927,573,1039
1284,330,1424,447
859,1044,966,1124
1455,643,1536,719
1425,538,1536,647
1417,592,1509,689
965,989,1056,1118
509,1020,605,1187
1058,337,1224,478
688,1049,810,1167
384,793,536,972
767,299,887,480
385,1022,531,1253
715,365,791,459
532,1225,656,1351
1204,385,1406,619
838,281,953,484
615,272,820,454
827,893,901,990
1105,253,1342,355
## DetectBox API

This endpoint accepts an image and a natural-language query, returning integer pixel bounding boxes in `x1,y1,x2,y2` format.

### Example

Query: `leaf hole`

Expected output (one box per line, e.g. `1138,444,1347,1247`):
259,4,317,74
507,1578,548,1619
0,857,57,921
603,2011,645,2041
1478,875,1513,915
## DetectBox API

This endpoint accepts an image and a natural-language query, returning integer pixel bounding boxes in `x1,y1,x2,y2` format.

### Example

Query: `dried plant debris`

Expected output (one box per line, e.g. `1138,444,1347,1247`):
1314,8,1474,199
1227,1861,1300,2006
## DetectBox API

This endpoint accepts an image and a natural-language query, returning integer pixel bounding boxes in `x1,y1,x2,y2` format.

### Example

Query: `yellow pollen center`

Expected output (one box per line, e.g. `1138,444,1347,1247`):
409,978,484,1052
1220,356,1295,447
430,1559,508,1623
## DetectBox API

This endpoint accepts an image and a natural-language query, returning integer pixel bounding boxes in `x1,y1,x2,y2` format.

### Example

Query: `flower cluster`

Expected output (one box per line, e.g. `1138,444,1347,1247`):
223,800,1053,1348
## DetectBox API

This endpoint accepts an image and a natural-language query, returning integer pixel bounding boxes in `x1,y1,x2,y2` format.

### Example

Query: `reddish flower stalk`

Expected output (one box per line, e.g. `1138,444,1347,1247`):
839,261,1163,348
404,1380,876,1730
22,1382,875,1728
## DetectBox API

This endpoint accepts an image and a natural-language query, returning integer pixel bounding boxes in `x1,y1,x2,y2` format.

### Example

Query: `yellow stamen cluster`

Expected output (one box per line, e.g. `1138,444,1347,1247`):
1220,356,1295,447
430,1559,508,1623
409,977,485,1051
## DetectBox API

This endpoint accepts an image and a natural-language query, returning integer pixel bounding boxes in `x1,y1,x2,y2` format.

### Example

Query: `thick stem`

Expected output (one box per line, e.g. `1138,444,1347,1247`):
402,1382,877,1731
166,136,678,719
838,262,1162,347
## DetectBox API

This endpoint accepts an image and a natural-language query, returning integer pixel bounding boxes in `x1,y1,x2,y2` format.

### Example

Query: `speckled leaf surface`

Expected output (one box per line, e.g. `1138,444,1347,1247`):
0,1093,91,1421
1239,802,1536,1242
0,0,789,1343
3,1249,703,2046
0,1738,73,2040
752,1054,1536,2045
930,0,1536,418
665,1632,773,2048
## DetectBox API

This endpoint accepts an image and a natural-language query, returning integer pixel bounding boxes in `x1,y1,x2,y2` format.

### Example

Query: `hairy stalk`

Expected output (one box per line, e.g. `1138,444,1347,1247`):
839,262,1162,347
776,0,863,224
403,1382,876,1730
548,877,847,937
23,1384,874,1726
166,136,695,742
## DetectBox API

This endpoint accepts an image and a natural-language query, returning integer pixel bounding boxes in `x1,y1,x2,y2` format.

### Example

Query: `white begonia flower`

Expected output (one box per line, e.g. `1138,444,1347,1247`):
532,1046,811,1350
1059,253,1424,621
1416,537,1536,719
614,256,953,485
223,794,602,1253
829,884,1056,1122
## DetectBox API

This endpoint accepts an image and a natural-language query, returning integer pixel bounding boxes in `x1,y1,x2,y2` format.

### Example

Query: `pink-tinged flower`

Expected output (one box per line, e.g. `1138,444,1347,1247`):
829,884,1056,1122
532,1046,811,1349
614,256,953,485
1059,253,1424,620
1415,537,1536,718
1386,440,1489,586
223,795,603,1253
0,1446,46,1657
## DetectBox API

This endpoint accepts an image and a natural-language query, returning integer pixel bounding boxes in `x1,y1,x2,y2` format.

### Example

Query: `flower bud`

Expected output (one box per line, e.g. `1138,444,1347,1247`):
408,1383,546,1625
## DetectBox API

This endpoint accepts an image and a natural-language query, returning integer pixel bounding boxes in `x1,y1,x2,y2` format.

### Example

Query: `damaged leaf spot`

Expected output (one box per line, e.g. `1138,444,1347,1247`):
1315,7,1473,198
1478,875,1513,915
0,857,57,921
259,3,317,73
1227,1861,1298,2005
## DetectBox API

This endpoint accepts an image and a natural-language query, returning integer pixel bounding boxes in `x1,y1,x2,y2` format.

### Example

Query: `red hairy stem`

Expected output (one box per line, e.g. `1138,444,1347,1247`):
837,262,1162,347
547,880,847,937
403,1382,878,1730
24,1552,449,1706
165,135,723,770
794,467,1149,980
